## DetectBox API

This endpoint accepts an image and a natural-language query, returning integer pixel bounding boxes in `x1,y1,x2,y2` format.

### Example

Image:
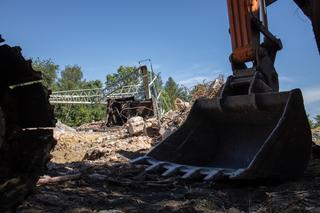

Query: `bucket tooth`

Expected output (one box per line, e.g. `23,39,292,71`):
162,165,182,177
145,161,166,172
203,170,223,181
131,156,149,164
181,168,202,179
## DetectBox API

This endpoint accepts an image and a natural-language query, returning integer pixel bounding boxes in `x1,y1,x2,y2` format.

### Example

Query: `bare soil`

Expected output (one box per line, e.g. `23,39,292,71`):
16,127,320,213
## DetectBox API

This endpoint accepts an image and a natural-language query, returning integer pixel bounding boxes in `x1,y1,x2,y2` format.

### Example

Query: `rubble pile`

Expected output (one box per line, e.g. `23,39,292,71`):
191,78,224,101
51,97,195,165
52,124,152,164
77,121,107,132
312,127,320,144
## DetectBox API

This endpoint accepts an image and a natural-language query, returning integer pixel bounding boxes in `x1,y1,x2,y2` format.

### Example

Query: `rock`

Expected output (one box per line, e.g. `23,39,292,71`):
191,76,224,100
55,120,76,132
83,148,110,161
143,117,160,137
76,121,107,132
312,128,320,144
127,116,145,136
174,98,190,112
207,79,224,98
159,126,177,140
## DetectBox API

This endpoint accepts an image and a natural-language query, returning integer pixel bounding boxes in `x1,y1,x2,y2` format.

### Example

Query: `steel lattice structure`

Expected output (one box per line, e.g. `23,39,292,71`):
49,84,145,104
49,65,164,123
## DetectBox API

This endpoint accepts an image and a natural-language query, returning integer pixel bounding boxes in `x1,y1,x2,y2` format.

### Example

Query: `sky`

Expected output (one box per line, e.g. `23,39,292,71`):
1,0,319,117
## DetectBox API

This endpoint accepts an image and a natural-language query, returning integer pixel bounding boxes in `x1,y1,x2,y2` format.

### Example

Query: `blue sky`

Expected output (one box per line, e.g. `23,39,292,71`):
1,0,319,116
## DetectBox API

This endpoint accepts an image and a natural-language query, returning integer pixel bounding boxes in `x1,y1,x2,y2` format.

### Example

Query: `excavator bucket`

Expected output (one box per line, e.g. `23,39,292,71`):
133,89,312,180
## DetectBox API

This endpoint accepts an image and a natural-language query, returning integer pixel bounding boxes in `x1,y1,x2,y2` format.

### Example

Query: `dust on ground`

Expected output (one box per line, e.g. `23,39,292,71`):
17,96,320,213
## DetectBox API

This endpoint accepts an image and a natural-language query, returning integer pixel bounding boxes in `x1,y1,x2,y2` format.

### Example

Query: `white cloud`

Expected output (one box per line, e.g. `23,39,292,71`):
302,87,320,104
178,76,211,87
177,68,227,88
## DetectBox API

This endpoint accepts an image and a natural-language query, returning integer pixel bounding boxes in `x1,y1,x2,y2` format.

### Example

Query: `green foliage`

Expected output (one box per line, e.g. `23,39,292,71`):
51,64,105,127
308,114,320,129
162,77,190,111
57,65,84,90
32,58,193,126
83,80,103,89
308,114,316,129
178,85,191,102
32,58,59,89
106,66,140,86
55,104,105,127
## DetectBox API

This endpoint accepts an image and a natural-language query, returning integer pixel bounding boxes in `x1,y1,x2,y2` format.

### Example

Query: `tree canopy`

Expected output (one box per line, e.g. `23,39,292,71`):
106,66,140,87
32,58,59,90
58,65,84,90
162,77,190,111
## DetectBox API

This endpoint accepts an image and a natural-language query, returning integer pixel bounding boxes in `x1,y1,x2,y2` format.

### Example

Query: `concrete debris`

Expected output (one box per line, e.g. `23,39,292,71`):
174,98,190,112
158,104,190,140
312,127,320,144
159,126,177,140
55,120,76,132
51,97,192,164
127,116,145,136
52,121,153,164
83,148,111,161
191,78,224,101
144,117,160,137
77,121,107,132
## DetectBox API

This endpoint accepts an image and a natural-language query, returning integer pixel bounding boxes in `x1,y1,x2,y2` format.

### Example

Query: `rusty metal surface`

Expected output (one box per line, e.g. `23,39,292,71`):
227,0,260,63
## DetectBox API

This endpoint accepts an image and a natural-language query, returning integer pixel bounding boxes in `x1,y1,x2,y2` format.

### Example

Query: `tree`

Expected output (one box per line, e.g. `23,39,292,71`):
58,65,83,90
83,80,103,89
32,58,59,89
163,77,190,111
308,114,316,129
54,65,105,126
165,77,180,101
178,85,191,102
106,66,140,87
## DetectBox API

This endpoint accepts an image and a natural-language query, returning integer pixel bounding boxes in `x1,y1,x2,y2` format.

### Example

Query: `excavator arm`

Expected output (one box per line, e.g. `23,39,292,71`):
134,0,312,181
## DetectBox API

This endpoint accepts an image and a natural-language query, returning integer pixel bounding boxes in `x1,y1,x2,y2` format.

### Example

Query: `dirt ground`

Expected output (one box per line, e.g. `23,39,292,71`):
14,123,320,213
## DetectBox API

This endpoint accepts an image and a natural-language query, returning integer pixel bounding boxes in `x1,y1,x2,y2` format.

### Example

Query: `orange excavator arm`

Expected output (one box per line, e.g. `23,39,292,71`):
227,0,260,63
133,0,312,181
